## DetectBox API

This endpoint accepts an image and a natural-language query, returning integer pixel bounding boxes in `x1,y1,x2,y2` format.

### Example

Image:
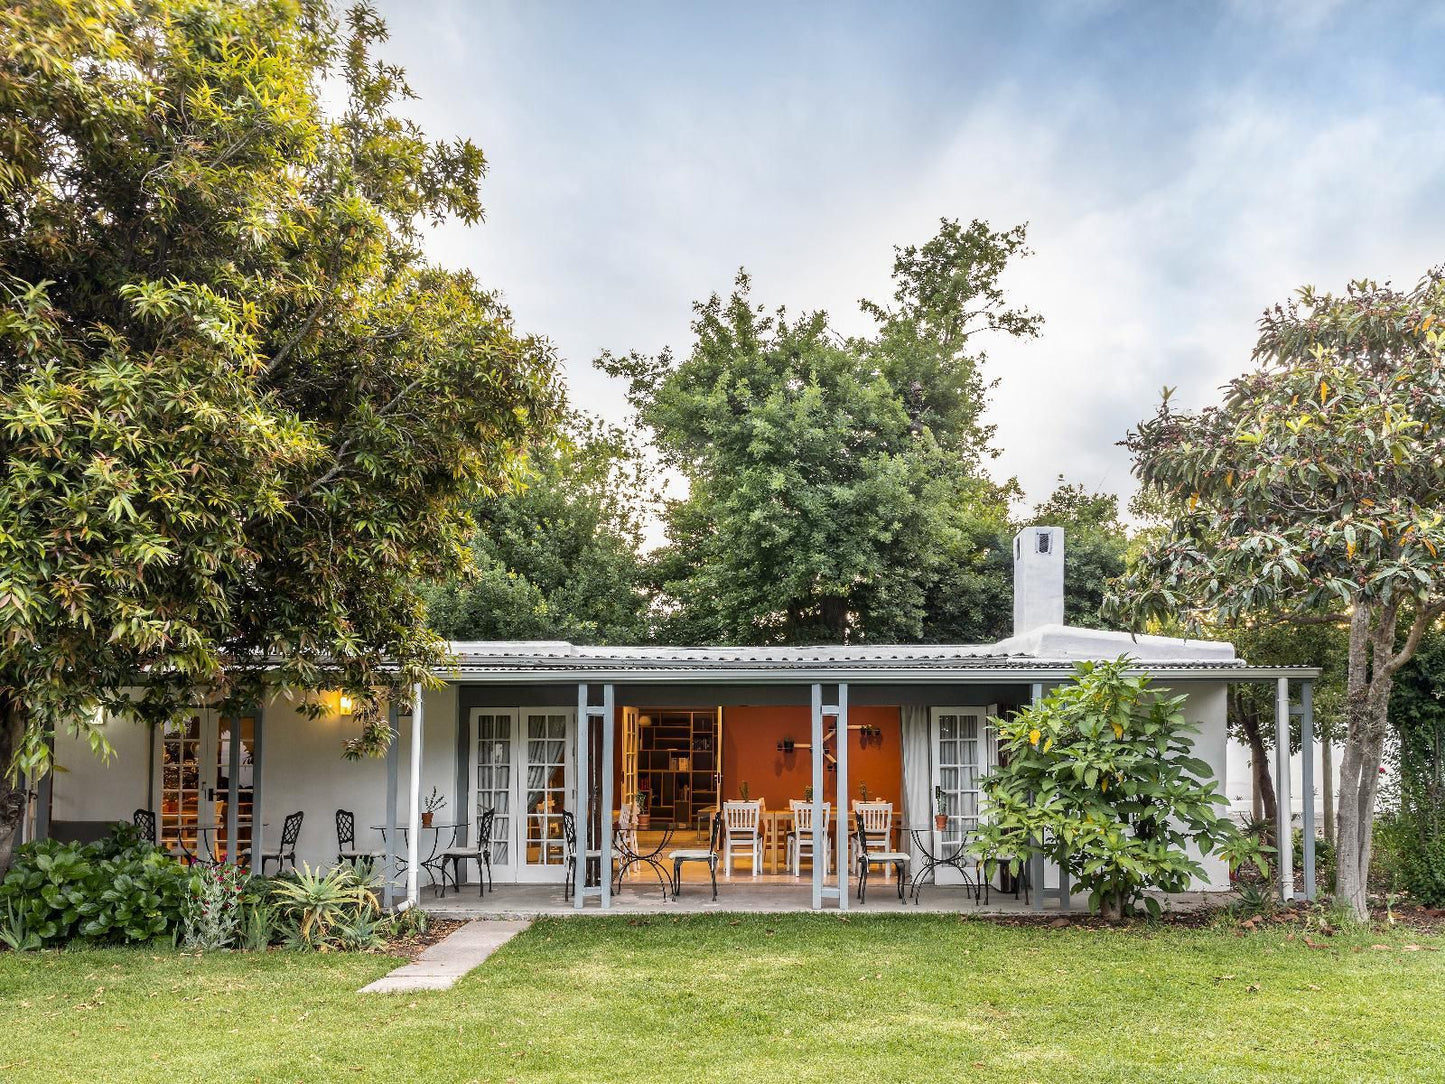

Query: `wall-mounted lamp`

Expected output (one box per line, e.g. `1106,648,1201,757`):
638,714,653,728
775,738,796,754
338,694,354,716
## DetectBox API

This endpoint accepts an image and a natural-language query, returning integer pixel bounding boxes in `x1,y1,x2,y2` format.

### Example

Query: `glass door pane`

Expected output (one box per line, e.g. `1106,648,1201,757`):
524,712,568,868
934,710,982,845
213,716,255,863
160,715,205,857
475,712,514,868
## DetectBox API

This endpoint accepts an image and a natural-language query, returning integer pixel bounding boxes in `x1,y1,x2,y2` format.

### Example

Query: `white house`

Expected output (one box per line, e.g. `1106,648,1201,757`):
30,527,1321,912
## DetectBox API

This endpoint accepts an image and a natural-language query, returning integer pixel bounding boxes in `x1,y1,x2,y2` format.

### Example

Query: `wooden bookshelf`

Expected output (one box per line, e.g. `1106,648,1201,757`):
638,709,720,828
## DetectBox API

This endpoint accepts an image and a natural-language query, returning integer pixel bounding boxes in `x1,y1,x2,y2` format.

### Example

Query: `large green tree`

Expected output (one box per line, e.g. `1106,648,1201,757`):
425,414,653,643
1109,276,1445,918
0,0,560,872
602,219,1040,645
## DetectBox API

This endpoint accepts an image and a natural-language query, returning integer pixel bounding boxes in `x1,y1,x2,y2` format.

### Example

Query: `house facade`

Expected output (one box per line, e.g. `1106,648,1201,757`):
30,528,1321,911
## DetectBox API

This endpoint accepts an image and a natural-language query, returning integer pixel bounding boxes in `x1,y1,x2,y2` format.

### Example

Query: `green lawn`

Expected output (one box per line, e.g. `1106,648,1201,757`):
2,915,1444,1083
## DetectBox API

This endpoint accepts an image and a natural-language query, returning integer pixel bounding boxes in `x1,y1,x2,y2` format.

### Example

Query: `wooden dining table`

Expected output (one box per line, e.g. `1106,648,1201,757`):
758,809,903,874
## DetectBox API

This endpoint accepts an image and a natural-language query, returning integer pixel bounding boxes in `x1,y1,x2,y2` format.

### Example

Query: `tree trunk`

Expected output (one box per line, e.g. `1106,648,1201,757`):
1332,598,1437,920
1232,688,1277,826
0,696,27,879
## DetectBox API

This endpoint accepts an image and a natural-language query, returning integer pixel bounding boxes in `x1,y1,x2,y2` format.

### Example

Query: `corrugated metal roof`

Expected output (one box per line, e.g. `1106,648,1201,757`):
439,641,1319,684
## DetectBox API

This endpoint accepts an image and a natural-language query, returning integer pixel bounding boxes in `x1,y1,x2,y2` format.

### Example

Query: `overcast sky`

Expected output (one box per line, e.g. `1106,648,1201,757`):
373,0,1445,521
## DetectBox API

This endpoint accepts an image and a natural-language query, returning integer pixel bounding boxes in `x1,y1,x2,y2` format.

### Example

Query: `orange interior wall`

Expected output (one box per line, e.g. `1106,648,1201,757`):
721,705,902,810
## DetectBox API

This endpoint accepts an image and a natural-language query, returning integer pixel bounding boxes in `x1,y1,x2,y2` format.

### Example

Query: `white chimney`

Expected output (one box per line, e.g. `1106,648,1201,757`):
1014,526,1064,636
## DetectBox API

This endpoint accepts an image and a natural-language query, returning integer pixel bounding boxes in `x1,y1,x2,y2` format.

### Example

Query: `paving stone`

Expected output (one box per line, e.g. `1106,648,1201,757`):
359,918,531,993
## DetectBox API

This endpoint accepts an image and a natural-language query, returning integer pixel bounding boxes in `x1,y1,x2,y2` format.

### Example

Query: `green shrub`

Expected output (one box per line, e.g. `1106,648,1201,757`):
180,862,246,951
268,864,380,950
1293,829,1336,888
1402,833,1445,907
1370,813,1416,893
973,657,1251,918
0,830,193,948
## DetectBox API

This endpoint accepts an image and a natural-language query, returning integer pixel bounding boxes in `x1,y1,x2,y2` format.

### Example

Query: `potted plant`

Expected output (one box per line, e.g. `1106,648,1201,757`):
858,782,869,803
934,785,949,832
635,789,651,831
739,781,751,802
803,784,814,803
421,786,446,828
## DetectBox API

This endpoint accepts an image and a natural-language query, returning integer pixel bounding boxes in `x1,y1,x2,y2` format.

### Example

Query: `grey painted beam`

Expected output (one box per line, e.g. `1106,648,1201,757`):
810,684,824,911
1275,678,1294,902
1301,680,1316,901
575,683,589,909
406,683,423,907
835,683,849,912
600,684,615,909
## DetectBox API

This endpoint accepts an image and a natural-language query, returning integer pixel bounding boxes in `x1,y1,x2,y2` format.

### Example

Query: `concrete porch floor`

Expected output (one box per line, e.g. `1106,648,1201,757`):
420,874,1226,919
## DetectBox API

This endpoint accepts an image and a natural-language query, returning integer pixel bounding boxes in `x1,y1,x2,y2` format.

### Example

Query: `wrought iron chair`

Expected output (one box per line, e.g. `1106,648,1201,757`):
437,807,496,898
668,812,722,900
562,809,603,901
786,799,831,876
854,810,910,903
254,810,303,876
132,808,158,846
335,808,384,867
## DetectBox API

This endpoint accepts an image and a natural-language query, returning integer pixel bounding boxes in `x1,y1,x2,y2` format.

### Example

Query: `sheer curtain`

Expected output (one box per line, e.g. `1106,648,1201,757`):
900,705,931,869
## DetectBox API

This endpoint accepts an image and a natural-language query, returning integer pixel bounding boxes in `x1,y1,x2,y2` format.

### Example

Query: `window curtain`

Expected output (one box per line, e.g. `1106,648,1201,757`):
900,705,932,869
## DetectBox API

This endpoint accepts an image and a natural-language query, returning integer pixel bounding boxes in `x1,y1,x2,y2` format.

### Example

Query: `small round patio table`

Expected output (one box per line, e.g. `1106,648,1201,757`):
905,825,981,906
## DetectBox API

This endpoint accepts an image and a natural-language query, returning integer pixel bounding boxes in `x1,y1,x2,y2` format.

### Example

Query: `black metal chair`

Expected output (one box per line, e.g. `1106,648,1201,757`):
254,810,304,876
335,808,383,866
669,813,722,900
437,807,496,898
132,808,157,846
562,809,602,901
855,811,910,903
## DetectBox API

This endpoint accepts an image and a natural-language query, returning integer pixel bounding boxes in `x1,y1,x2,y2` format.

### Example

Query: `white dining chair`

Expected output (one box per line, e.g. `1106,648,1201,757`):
722,800,763,876
787,800,831,876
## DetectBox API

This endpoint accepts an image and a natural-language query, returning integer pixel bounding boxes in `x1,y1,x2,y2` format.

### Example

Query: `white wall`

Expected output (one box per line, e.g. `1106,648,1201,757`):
1176,682,1230,891
47,686,463,875
1226,734,1342,828
52,714,150,824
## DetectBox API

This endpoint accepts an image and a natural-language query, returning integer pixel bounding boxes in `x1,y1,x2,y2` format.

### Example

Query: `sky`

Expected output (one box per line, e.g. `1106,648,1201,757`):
372,0,1445,526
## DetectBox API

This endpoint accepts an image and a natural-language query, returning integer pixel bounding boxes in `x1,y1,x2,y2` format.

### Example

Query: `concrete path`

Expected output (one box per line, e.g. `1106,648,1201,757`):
360,918,531,993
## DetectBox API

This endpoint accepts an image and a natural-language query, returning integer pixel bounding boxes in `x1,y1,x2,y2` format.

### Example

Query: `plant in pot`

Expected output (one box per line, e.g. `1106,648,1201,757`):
422,787,446,828
739,781,751,802
934,785,949,832
858,782,869,803
635,789,651,831
803,784,814,803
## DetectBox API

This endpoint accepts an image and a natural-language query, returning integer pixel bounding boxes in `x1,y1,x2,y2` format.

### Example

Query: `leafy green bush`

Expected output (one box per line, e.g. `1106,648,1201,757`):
268,864,380,950
1402,833,1445,907
1293,829,1336,888
180,862,246,951
973,657,1255,918
1370,813,1417,893
0,828,193,948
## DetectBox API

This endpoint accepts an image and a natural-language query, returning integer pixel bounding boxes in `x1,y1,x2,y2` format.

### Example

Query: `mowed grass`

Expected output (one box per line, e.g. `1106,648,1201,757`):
2,915,1445,1083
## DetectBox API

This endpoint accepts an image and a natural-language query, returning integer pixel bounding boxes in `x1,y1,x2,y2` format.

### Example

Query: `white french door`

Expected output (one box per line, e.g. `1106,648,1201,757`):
930,706,994,885
471,707,578,883
521,709,573,879
156,710,255,862
472,709,517,878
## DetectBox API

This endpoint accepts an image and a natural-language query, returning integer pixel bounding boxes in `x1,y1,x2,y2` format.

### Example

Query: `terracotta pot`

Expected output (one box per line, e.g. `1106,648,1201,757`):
934,814,949,831
637,814,651,831
421,811,434,828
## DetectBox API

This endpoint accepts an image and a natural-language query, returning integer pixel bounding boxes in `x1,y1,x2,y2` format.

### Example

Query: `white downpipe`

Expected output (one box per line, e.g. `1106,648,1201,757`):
407,682,423,908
